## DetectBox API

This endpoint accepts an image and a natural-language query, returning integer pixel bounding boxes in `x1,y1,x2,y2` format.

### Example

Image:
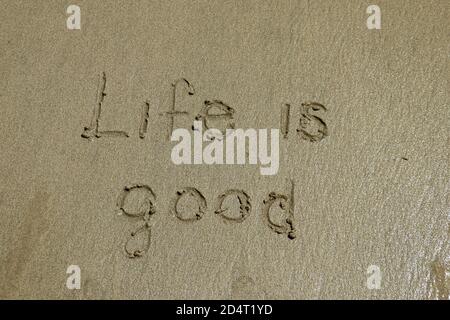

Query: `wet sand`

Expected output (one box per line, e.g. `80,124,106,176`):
0,0,448,299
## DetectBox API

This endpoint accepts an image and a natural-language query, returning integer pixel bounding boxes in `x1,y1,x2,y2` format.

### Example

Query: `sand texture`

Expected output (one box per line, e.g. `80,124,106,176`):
0,0,448,299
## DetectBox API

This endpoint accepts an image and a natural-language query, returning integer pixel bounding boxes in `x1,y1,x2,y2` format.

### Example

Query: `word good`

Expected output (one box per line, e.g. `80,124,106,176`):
116,181,296,258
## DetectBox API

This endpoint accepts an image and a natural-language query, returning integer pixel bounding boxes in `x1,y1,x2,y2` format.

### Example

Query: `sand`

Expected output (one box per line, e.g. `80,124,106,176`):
0,0,448,299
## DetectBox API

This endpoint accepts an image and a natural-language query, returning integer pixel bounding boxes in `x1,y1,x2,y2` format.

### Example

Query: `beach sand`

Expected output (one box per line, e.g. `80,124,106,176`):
0,0,448,299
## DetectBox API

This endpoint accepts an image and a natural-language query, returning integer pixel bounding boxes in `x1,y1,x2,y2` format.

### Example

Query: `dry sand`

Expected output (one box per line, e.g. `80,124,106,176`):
0,0,448,299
